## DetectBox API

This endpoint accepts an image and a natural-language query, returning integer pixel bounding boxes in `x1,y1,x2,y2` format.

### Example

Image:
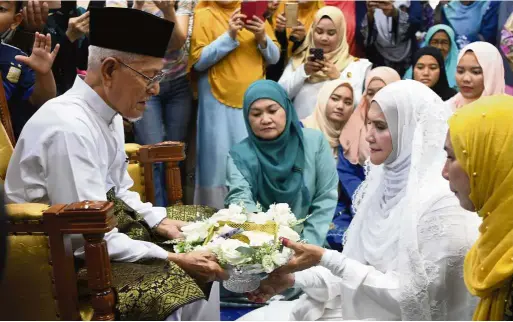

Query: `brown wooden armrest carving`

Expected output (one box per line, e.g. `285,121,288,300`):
7,201,117,320
136,141,186,206
44,201,116,321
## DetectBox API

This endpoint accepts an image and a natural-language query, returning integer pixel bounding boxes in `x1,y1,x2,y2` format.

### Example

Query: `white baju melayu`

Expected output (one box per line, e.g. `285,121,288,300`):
278,59,372,119
239,80,480,321
4,76,219,321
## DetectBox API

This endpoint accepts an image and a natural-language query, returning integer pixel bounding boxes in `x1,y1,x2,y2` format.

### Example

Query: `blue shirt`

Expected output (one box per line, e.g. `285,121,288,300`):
0,42,35,138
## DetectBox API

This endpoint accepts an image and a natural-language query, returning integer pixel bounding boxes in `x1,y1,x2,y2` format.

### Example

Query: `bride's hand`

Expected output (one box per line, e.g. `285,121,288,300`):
246,272,295,303
273,238,326,275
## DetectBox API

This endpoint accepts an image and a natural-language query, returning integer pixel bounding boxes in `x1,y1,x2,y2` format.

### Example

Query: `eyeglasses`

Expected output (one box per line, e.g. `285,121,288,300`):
116,59,165,89
429,39,450,48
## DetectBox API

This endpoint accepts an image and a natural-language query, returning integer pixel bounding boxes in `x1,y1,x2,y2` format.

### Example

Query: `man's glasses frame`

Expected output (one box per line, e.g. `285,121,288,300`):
115,58,165,89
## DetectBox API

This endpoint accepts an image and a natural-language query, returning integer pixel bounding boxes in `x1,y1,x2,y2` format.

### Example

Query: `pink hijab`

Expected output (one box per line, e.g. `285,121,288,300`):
449,41,505,110
339,67,401,165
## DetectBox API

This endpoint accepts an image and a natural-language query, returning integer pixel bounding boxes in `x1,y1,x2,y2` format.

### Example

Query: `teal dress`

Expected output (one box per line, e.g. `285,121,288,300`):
226,127,338,248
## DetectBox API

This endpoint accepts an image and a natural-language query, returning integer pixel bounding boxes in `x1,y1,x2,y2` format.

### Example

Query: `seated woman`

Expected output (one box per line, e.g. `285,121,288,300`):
239,80,480,321
339,66,401,166
443,95,513,321
226,79,338,247
404,24,459,89
411,46,457,101
448,41,505,110
302,79,363,251
279,6,371,119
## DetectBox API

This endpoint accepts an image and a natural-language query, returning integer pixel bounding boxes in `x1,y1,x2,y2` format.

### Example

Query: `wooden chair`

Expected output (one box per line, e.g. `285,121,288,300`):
0,201,117,321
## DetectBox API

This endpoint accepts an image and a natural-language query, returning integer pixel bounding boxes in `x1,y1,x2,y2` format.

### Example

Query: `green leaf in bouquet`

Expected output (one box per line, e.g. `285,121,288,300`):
236,246,256,256
231,233,251,244
290,214,313,227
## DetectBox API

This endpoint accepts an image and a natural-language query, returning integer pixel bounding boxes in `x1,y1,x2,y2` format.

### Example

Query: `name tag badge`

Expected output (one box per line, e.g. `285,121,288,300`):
6,66,21,84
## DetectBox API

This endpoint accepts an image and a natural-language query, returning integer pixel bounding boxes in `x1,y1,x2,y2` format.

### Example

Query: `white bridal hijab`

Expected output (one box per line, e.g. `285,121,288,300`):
342,80,477,320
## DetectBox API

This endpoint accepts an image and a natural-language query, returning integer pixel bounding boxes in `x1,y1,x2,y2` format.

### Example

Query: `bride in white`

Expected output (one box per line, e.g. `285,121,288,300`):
239,80,480,321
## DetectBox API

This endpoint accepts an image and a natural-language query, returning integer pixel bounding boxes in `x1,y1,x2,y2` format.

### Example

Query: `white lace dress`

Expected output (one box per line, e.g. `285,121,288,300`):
239,193,480,321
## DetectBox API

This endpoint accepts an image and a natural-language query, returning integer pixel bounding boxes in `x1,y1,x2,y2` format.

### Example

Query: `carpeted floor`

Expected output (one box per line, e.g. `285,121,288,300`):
220,307,255,321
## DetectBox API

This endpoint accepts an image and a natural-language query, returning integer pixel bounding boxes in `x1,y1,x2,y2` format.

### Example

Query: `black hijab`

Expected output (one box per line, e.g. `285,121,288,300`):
412,46,457,101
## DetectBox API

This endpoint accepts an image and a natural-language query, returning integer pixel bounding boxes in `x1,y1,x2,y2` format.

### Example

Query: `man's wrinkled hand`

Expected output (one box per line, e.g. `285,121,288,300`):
173,251,229,284
155,218,186,240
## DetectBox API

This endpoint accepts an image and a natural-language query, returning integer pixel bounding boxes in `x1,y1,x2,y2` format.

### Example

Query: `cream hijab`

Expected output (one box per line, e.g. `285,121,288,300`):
449,41,505,110
339,67,401,165
302,79,353,158
292,6,353,84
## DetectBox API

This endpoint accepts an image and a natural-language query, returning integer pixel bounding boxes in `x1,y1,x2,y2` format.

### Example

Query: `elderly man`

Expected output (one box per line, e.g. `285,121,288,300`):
4,7,225,321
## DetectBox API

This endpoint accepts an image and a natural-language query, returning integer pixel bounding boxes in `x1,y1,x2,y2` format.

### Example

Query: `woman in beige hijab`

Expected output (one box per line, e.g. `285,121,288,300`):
302,79,364,251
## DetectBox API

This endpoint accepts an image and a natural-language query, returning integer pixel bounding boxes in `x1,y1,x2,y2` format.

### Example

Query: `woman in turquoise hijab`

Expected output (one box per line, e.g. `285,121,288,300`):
226,80,338,247
403,24,459,89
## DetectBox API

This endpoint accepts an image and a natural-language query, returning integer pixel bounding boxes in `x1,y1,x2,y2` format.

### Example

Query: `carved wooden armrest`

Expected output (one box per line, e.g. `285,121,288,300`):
129,141,186,206
8,201,117,321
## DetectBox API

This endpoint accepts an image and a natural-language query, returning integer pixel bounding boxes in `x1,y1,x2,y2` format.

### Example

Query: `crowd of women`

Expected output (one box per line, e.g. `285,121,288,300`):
4,0,513,320
103,0,512,320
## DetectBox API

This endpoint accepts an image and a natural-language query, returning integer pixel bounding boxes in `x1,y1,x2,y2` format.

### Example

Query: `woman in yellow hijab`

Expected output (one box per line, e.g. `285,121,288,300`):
189,0,280,209
278,6,371,119
443,95,513,320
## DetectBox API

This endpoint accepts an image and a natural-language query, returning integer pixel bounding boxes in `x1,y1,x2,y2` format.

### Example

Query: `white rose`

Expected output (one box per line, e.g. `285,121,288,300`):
219,239,252,266
247,212,273,225
228,204,244,215
241,231,275,247
181,221,212,242
278,225,300,242
268,203,296,226
262,255,275,273
271,250,289,267
210,208,247,224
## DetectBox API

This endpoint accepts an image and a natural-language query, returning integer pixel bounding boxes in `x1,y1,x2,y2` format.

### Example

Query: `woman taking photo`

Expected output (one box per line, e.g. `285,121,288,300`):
279,6,371,119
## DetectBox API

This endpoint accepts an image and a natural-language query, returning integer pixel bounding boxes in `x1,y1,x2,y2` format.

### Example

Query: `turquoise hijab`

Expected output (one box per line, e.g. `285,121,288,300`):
229,80,309,210
403,24,459,89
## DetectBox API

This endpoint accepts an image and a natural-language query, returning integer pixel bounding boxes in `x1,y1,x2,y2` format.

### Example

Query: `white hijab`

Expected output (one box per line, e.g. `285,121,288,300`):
343,80,455,319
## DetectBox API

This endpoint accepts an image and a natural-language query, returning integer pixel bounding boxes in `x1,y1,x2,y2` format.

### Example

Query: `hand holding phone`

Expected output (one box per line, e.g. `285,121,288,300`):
228,8,245,40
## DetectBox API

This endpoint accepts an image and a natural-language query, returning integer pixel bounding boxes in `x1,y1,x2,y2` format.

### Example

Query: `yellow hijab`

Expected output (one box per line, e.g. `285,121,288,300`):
275,0,325,58
189,0,278,108
448,95,513,321
291,6,352,84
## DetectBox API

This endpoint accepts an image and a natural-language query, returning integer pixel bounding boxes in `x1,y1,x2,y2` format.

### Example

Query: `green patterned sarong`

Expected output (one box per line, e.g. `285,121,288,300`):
77,189,217,320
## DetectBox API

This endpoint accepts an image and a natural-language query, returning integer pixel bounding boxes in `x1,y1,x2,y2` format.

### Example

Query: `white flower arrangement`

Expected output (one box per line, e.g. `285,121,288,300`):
171,202,308,278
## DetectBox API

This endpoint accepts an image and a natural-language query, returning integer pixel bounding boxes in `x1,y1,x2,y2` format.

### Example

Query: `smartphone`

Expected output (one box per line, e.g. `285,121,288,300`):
309,48,324,61
285,2,298,28
87,0,106,11
240,0,268,24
